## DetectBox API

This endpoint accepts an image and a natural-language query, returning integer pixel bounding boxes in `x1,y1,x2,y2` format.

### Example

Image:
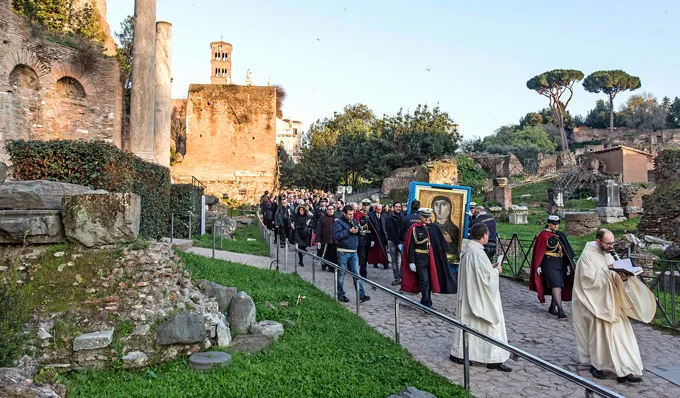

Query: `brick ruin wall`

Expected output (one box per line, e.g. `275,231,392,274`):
639,149,680,242
381,159,458,196
0,0,123,165
171,84,277,204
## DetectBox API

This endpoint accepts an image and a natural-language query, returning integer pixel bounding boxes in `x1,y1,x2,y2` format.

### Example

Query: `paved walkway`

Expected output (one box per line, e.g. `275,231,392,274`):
185,245,680,398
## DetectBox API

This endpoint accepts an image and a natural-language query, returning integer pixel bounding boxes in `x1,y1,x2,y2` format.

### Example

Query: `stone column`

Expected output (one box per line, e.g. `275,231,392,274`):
129,0,157,162
154,21,172,167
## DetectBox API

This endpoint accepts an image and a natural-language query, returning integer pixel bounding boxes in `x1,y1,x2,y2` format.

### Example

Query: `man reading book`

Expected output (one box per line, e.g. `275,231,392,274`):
572,229,655,384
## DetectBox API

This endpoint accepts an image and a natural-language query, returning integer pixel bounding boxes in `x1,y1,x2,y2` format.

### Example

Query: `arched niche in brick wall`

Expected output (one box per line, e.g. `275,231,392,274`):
0,50,50,88
9,64,40,90
46,63,95,96
56,76,86,99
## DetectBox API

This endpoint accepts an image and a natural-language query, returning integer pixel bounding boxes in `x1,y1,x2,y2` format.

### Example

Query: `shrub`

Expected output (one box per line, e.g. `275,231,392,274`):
389,188,409,204
6,140,170,239
7,140,135,191
133,159,170,239
457,156,488,195
0,274,30,367
170,184,204,238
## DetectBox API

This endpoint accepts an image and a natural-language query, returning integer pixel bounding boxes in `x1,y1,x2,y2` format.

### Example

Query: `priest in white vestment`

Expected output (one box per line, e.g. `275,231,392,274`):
450,223,511,372
573,229,655,383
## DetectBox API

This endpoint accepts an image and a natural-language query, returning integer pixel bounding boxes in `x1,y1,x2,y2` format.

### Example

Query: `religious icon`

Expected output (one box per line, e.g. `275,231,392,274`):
408,182,471,263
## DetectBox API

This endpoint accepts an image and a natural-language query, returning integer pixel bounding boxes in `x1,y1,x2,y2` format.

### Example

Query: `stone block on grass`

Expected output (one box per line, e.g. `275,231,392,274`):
228,291,256,335
157,312,206,345
61,193,141,247
73,330,114,351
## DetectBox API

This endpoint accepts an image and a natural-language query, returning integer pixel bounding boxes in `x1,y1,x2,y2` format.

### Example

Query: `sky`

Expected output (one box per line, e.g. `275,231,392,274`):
106,0,679,139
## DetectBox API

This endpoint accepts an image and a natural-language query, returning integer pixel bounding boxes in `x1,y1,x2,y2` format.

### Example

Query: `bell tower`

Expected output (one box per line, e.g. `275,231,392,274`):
210,41,232,84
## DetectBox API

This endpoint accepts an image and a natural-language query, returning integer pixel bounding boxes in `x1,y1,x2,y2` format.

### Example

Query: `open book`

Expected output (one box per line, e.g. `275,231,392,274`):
610,258,643,276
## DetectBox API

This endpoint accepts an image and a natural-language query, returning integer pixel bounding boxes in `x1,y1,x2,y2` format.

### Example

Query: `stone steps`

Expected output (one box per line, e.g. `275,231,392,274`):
169,238,193,250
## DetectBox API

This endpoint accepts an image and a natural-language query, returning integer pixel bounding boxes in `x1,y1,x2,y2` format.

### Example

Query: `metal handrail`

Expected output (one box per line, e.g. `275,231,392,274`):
191,176,206,190
289,247,622,398
169,211,198,242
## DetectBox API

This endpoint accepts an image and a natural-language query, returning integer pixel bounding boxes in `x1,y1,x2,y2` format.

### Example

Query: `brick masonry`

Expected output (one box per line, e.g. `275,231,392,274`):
171,84,277,204
0,0,123,164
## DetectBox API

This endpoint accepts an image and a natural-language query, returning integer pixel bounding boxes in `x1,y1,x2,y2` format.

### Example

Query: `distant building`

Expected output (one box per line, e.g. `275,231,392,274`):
591,146,654,183
210,41,232,84
276,118,303,162
170,40,277,204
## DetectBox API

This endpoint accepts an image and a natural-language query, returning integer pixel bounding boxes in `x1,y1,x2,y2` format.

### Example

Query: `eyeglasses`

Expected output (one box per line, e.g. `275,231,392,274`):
601,240,615,246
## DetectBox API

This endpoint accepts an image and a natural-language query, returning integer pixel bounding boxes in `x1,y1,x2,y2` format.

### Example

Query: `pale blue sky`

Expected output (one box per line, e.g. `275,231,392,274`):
107,0,678,138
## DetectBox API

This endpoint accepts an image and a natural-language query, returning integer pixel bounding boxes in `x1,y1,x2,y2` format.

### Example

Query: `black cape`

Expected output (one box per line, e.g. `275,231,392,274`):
426,223,457,294
555,230,576,263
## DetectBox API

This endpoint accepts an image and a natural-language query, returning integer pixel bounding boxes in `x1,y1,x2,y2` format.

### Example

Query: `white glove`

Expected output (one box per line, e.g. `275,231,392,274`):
566,267,570,276
409,263,416,272
537,267,542,275
370,241,375,247
398,244,403,252
317,243,321,250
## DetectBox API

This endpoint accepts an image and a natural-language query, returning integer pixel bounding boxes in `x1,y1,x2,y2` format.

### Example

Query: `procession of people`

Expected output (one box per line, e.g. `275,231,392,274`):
260,189,657,384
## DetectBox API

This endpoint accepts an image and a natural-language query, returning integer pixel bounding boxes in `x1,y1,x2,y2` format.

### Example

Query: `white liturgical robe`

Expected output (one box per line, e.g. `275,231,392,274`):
572,242,655,377
451,240,510,363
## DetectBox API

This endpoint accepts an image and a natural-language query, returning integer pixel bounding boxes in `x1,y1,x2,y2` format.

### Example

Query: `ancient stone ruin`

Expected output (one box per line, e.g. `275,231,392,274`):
484,177,512,210
0,0,123,165
381,158,458,196
639,149,680,242
0,241,284,374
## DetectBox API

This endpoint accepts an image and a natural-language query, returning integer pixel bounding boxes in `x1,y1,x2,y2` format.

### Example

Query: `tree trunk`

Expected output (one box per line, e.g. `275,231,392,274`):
549,100,569,152
609,95,615,137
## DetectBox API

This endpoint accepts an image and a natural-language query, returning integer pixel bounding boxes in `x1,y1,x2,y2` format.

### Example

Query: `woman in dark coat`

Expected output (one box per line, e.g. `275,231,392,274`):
292,205,312,267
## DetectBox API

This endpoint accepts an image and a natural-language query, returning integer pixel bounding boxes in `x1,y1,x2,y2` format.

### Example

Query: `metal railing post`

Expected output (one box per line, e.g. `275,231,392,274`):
294,245,299,274
394,297,400,343
212,219,216,259
170,213,174,243
334,267,338,300
463,330,470,394
219,219,223,249
288,250,623,398
672,265,677,326
585,388,594,398
355,277,360,314
189,212,193,240
312,255,316,284
285,241,289,270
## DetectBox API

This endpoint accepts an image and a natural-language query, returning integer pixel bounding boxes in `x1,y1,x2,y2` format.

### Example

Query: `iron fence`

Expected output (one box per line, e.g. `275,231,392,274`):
495,233,680,330
631,255,680,330
169,211,198,241
284,245,622,398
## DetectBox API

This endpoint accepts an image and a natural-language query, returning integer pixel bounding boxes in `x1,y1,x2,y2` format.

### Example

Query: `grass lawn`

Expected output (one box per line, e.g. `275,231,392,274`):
193,224,269,256
65,252,466,398
510,180,553,203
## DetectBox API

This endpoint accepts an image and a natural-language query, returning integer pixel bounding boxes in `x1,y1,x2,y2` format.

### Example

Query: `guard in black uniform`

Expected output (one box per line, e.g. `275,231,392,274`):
407,208,435,307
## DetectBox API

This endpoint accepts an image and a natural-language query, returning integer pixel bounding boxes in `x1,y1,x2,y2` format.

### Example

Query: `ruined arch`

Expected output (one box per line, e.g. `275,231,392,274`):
47,63,96,95
56,76,86,99
9,64,39,90
0,50,51,87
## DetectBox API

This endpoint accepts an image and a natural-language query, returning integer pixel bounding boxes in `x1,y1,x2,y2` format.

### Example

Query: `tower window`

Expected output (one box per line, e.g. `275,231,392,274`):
215,52,219,60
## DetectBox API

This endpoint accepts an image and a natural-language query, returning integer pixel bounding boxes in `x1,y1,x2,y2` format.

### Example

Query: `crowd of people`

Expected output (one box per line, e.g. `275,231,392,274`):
258,190,655,383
